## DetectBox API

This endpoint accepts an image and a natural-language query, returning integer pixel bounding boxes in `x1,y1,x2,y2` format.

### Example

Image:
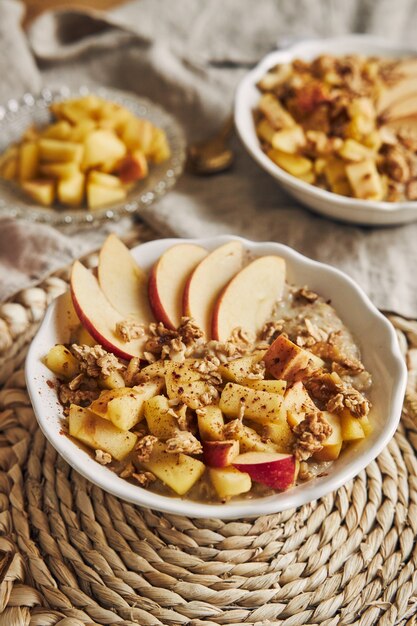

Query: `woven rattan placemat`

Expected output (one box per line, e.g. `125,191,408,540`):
0,225,416,626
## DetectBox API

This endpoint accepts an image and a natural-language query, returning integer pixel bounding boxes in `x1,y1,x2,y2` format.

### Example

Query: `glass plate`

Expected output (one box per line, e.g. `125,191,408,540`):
0,84,186,227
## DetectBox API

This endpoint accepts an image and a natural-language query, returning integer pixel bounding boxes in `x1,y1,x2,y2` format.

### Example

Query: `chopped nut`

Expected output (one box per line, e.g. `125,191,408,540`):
178,317,205,347
246,360,266,380
293,411,332,461
223,419,243,438
259,320,284,342
298,461,314,481
296,287,319,303
306,371,370,417
132,471,156,487
71,344,124,378
119,462,135,478
95,449,112,465
165,431,202,455
136,434,158,462
167,403,188,430
58,383,99,407
124,357,141,386
116,318,146,342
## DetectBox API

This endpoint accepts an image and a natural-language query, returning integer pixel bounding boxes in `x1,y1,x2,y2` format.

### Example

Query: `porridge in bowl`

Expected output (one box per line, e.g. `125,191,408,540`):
43,236,372,503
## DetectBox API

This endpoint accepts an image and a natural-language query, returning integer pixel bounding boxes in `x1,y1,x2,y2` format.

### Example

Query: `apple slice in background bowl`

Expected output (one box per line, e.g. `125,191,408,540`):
25,235,406,519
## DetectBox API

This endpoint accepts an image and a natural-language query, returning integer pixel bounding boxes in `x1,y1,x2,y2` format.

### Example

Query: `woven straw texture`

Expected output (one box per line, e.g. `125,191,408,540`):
0,225,417,626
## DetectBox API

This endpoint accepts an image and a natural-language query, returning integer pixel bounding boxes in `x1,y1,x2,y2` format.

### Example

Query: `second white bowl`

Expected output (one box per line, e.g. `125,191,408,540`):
234,35,417,226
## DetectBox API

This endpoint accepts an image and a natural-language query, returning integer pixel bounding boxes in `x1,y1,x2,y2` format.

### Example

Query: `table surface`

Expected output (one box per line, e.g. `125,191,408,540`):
22,0,126,24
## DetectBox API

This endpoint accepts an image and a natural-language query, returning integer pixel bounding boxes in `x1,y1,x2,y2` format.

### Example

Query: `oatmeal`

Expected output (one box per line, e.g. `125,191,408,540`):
44,237,373,503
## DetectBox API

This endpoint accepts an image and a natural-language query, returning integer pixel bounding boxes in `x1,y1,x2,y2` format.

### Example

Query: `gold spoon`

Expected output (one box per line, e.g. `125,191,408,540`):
187,116,234,175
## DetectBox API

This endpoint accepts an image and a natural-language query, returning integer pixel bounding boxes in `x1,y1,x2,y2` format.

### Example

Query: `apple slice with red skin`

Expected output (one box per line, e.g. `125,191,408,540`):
71,260,148,360
202,440,239,468
233,451,297,490
148,243,208,329
212,255,286,342
183,241,243,338
98,234,154,323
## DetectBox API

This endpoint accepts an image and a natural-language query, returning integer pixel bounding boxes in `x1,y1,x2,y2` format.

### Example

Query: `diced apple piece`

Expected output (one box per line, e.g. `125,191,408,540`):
22,179,55,206
346,160,384,201
70,260,148,360
202,440,239,468
82,130,126,171
142,442,205,495
219,382,286,424
139,360,168,379
264,335,319,382
233,451,297,490
19,141,39,182
42,121,72,140
116,151,148,184
197,405,225,441
87,183,127,209
75,325,96,347
107,380,163,431
243,379,287,394
58,172,85,206
90,387,138,419
99,370,126,390
258,93,295,129
69,404,137,461
267,149,312,177
358,415,373,437
218,351,266,383
262,421,295,453
165,360,213,410
148,127,171,163
144,395,178,439
148,243,208,329
212,256,286,342
39,139,83,163
229,423,278,453
313,442,343,462
98,234,153,322
340,410,365,441
284,382,317,428
69,119,97,142
271,125,306,153
256,118,276,143
88,170,122,188
0,147,18,180
121,118,154,153
183,241,243,338
209,467,251,499
338,139,372,162
313,412,343,460
39,162,80,179
324,156,347,188
44,344,79,379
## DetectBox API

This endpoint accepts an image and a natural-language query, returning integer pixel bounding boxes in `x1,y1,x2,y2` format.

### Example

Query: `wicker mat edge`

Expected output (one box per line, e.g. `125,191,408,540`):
0,227,416,626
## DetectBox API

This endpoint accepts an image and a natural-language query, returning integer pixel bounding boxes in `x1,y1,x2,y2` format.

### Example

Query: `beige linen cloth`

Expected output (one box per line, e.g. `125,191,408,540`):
0,0,416,317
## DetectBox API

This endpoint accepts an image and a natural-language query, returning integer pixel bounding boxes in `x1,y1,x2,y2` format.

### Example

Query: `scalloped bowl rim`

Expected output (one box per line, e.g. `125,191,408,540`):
234,35,417,224
25,235,407,519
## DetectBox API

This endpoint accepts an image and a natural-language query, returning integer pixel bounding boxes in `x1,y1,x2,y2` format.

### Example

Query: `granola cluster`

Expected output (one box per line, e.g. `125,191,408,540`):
256,54,417,202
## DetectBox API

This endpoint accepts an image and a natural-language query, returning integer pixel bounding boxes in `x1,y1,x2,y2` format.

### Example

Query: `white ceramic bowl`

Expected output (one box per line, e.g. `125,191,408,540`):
235,35,417,226
25,235,406,519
